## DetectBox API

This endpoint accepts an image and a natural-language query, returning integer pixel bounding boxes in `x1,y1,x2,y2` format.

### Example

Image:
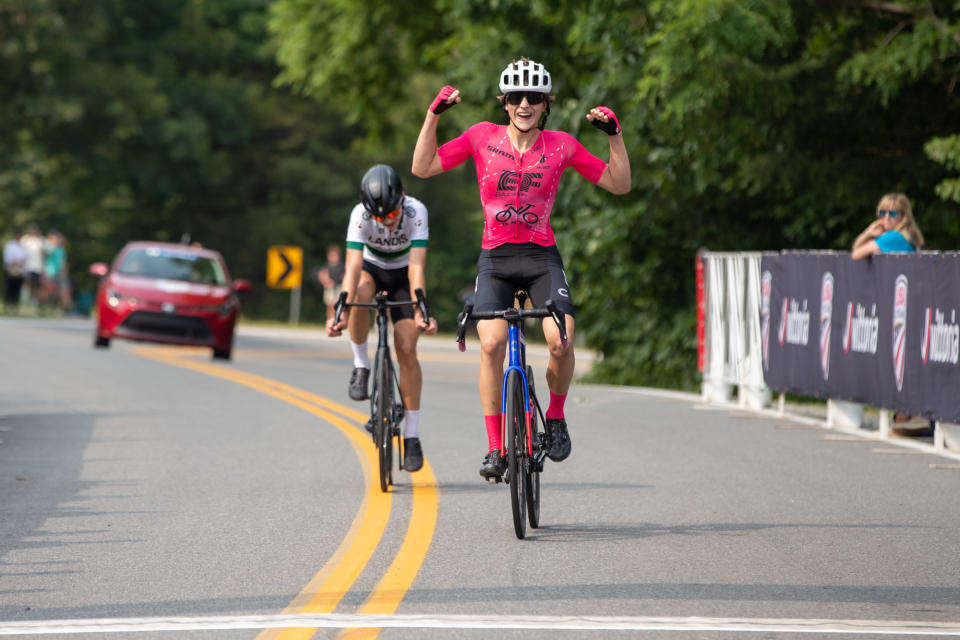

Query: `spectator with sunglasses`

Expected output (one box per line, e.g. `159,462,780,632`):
412,57,631,480
851,192,925,260
852,192,932,435
326,163,438,472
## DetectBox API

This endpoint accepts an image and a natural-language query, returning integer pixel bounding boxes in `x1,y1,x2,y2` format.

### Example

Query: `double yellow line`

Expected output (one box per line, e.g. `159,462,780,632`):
132,346,438,640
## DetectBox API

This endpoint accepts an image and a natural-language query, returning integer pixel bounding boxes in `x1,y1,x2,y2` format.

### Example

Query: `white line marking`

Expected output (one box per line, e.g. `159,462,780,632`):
1,614,959,635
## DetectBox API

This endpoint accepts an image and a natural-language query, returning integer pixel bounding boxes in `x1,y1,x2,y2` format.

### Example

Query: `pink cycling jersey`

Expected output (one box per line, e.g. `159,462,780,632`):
438,122,608,249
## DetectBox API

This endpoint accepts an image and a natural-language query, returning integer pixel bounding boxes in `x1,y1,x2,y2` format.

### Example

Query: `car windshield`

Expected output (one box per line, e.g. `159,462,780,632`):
116,248,226,285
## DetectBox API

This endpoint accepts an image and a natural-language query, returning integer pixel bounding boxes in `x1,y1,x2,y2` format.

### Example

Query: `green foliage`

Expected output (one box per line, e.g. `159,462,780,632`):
0,0,365,323
925,134,960,203
836,1,958,105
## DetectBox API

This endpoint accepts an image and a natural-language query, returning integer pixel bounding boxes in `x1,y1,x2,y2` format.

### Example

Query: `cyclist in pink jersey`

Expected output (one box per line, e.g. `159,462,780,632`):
413,57,630,480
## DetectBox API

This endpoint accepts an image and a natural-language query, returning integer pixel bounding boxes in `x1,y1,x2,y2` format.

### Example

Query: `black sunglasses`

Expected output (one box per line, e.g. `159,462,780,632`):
505,91,546,106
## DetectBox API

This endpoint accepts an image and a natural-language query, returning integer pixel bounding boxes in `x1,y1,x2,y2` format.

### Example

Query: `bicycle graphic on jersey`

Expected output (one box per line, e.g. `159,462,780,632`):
495,204,539,225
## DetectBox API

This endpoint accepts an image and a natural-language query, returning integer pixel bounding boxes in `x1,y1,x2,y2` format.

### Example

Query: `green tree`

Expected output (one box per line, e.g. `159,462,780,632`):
269,0,960,389
926,134,960,203
0,0,365,321
5,0,957,391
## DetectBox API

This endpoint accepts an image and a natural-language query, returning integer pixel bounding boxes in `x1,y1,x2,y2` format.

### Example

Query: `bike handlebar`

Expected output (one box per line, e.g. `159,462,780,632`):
455,297,567,352
333,288,430,327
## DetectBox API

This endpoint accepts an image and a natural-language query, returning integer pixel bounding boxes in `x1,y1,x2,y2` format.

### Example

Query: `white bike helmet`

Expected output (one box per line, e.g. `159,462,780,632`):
498,57,552,94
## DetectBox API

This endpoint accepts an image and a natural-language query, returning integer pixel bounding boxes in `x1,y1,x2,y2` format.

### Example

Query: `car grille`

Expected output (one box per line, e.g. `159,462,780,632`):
120,311,213,340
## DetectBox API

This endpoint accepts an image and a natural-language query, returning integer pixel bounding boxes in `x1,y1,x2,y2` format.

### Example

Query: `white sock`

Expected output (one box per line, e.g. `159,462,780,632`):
404,409,420,439
351,342,370,369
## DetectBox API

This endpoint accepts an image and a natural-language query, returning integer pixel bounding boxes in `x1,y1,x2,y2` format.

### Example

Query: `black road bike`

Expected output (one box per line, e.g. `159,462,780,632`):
334,288,430,493
456,291,568,539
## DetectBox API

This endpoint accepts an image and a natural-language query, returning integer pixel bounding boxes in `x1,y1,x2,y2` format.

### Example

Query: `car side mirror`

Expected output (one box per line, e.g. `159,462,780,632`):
232,278,252,294
89,263,108,277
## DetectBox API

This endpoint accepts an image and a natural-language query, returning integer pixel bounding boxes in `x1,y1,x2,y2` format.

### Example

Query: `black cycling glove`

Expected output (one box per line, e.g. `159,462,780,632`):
590,106,621,136
430,85,458,114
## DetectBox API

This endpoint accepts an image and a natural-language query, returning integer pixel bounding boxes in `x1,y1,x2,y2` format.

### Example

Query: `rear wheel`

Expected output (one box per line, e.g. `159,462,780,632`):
94,335,110,348
505,369,527,539
373,350,393,492
525,364,541,529
212,346,231,360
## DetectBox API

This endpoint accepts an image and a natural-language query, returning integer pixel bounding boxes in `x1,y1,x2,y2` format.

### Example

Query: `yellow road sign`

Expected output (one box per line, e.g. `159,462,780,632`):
266,245,303,289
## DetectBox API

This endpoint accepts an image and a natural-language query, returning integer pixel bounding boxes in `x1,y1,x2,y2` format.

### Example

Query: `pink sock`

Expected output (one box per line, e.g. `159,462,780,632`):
545,391,566,420
485,414,502,452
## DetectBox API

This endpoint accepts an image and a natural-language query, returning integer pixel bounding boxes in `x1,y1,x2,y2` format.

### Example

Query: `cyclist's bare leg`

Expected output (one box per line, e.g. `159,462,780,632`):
542,315,575,460
347,271,376,344
542,315,576,396
477,318,508,415
394,318,426,466
392,318,421,411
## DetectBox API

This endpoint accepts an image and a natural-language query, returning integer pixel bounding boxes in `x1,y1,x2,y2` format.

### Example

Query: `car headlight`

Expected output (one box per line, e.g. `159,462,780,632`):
106,289,141,307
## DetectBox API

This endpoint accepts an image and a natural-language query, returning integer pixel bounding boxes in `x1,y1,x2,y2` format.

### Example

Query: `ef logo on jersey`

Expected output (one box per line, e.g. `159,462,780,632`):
497,170,542,192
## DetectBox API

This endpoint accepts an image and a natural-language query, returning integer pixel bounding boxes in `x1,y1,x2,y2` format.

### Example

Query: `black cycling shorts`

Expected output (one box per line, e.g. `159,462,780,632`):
472,243,575,317
361,261,414,323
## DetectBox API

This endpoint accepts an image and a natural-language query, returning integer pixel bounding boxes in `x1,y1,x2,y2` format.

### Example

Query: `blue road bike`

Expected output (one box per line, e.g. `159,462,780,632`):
456,290,567,539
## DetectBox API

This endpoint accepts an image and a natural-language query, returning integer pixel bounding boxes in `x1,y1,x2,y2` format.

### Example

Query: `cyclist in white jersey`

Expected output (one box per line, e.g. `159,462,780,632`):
413,58,631,480
326,164,438,471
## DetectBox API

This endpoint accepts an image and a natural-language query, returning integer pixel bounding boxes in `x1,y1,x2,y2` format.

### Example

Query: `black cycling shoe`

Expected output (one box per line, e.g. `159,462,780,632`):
364,419,374,435
403,438,423,472
545,418,572,462
348,367,369,401
479,449,505,480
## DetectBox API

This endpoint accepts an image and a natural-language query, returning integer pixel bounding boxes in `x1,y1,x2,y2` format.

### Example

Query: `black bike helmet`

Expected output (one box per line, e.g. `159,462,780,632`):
360,164,404,217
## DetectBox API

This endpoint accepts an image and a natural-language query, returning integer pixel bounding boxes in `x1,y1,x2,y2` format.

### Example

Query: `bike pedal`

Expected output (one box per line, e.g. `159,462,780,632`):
486,476,500,485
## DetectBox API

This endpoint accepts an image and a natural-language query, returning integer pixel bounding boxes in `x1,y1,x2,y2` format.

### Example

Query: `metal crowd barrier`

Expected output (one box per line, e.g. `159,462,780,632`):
697,250,771,409
696,249,960,459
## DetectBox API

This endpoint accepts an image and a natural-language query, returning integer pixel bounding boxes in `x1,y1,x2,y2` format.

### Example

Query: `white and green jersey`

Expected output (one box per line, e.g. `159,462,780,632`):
345,195,429,269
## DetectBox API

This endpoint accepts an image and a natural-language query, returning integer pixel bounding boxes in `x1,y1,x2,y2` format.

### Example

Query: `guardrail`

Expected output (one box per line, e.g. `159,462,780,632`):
697,249,960,459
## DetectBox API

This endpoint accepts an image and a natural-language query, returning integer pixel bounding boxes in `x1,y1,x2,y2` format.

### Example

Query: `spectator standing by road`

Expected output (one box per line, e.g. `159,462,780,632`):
20,224,45,308
43,230,70,311
3,228,26,311
852,192,931,435
317,244,345,322
851,192,925,260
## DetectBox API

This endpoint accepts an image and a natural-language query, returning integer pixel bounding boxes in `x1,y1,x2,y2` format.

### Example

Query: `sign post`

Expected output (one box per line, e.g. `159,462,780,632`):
266,245,303,325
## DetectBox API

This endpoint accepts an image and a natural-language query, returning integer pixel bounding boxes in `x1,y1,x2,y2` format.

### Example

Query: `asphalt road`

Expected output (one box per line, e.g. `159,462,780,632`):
1,317,960,640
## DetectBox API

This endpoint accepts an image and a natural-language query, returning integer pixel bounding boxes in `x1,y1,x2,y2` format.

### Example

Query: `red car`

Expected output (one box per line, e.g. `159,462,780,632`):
89,241,251,359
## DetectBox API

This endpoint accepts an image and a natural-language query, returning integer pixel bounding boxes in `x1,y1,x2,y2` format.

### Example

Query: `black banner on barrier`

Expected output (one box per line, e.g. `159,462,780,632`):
760,252,960,423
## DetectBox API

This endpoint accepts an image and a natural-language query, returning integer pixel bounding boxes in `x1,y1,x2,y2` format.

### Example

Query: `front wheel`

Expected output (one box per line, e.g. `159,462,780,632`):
525,364,541,529
372,350,393,493
505,369,527,539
